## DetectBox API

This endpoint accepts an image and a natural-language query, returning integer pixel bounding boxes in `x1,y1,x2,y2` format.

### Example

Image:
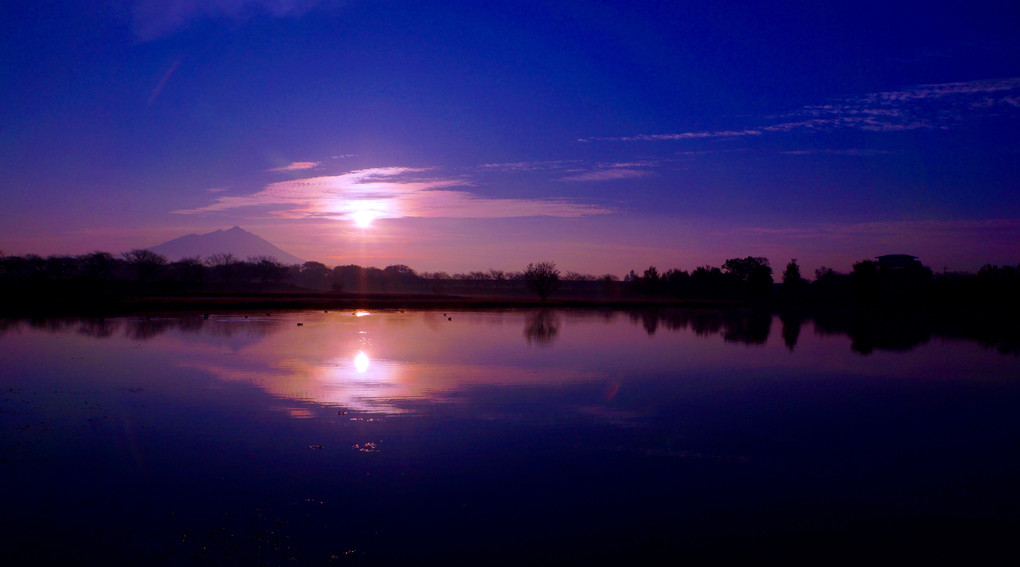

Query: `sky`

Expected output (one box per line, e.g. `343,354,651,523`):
2,0,1019,275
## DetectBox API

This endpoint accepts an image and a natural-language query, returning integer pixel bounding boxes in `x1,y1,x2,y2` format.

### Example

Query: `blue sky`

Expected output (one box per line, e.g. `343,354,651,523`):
2,0,1018,274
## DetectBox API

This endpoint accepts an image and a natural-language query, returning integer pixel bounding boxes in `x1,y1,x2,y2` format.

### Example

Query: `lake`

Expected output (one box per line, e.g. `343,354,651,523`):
2,309,1019,564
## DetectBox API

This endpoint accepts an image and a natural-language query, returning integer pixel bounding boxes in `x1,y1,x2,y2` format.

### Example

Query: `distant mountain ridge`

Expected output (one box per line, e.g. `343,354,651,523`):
148,226,304,265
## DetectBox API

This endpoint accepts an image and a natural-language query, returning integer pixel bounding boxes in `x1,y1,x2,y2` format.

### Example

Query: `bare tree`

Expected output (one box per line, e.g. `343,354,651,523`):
122,249,167,281
523,261,561,301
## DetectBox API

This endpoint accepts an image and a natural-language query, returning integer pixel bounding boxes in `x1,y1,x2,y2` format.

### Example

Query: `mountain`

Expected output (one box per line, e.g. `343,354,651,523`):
147,226,304,265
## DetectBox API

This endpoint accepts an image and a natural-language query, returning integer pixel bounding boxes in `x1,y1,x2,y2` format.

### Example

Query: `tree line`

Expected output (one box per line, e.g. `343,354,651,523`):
0,249,1017,309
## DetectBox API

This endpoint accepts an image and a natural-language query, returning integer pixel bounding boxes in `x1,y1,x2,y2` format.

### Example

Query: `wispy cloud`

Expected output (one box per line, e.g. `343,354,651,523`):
581,130,759,142
782,149,893,157
585,77,1020,142
131,0,333,41
561,168,651,182
479,160,581,172
175,167,612,220
268,161,320,172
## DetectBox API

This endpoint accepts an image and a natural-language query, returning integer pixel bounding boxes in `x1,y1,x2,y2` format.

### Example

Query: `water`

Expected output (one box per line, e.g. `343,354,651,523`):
1,310,1018,564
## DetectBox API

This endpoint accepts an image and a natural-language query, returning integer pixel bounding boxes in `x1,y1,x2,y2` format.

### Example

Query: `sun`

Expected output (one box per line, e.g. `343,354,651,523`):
348,199,386,228
351,209,377,228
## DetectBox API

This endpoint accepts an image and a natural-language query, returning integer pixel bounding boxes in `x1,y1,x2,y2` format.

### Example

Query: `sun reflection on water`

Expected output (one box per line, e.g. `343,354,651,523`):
354,351,370,373
177,311,600,416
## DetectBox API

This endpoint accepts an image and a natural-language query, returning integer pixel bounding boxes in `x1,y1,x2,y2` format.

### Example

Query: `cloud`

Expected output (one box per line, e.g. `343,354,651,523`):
580,130,759,142
782,149,893,157
586,77,1020,142
479,160,581,172
131,0,333,41
268,161,320,172
561,168,651,182
175,167,612,220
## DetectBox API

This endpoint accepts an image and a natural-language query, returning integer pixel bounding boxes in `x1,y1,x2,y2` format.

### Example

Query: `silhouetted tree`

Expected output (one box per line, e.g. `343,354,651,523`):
171,256,206,288
298,261,331,289
79,251,116,280
689,265,726,298
722,256,770,282
122,249,167,281
852,260,880,304
642,266,661,295
44,255,80,279
523,261,560,301
723,256,772,298
662,268,690,296
782,259,806,290
205,253,242,287
332,264,365,292
383,264,420,290
250,256,287,289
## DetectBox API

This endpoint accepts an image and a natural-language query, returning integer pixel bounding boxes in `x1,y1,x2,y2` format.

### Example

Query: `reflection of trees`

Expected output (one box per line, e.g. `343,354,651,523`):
2,315,288,342
722,309,772,345
0,318,20,338
76,318,123,338
813,310,932,355
524,310,560,346
780,311,805,351
627,309,772,345
125,318,179,340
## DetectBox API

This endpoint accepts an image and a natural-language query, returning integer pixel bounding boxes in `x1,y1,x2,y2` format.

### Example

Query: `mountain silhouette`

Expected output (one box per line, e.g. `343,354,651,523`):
148,226,304,265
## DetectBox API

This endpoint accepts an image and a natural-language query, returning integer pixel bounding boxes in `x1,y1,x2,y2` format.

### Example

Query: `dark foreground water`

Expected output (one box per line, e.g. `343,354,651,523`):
2,310,1018,565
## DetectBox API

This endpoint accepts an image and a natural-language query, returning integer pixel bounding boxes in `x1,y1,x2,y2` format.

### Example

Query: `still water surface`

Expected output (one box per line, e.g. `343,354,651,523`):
2,310,1018,564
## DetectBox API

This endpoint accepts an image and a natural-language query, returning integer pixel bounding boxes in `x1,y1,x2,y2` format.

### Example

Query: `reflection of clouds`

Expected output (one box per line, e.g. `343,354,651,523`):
191,353,595,415
174,312,597,415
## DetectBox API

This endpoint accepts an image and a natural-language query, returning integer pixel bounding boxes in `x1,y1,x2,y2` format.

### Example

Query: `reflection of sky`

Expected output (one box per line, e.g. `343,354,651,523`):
109,310,1012,418
5,314,1020,563
4,311,1016,421
172,311,604,414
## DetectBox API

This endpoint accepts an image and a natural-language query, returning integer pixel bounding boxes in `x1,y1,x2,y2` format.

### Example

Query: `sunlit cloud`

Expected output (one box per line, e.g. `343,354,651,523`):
585,77,1020,142
268,161,320,172
131,0,334,41
174,166,612,221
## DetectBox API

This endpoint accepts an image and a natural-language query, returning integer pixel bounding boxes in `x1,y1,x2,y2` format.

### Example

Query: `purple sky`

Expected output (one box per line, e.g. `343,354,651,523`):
2,1,1019,275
